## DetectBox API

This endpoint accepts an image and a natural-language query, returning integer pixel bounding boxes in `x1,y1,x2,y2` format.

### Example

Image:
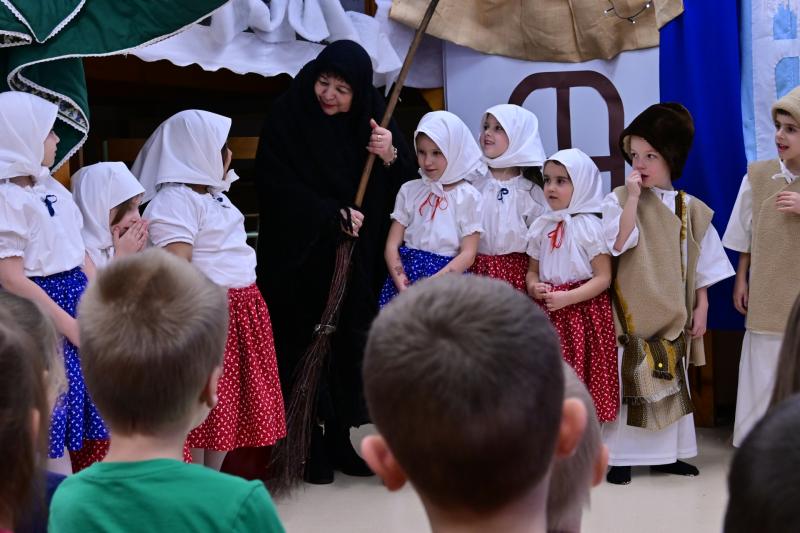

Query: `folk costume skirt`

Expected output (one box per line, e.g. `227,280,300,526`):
540,280,619,423
378,246,453,307
468,252,528,293
187,283,286,451
30,267,108,458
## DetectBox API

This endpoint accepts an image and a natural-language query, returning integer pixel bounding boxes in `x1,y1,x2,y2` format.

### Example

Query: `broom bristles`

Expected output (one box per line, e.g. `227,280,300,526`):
268,240,355,496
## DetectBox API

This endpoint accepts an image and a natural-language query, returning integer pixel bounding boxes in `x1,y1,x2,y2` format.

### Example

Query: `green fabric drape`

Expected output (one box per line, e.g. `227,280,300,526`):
0,0,227,168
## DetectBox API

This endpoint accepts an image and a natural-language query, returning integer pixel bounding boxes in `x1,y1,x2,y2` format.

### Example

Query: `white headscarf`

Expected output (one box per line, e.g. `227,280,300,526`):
414,110,484,196
132,110,237,202
0,91,58,182
529,148,603,237
481,104,546,169
71,162,145,267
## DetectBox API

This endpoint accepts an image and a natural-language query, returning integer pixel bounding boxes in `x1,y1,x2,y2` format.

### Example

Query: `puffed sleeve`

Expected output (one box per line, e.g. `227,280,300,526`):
455,184,484,238
389,181,413,227
0,186,30,259
721,175,751,253
526,228,543,260
574,214,609,260
696,223,735,289
144,186,202,248
601,192,638,256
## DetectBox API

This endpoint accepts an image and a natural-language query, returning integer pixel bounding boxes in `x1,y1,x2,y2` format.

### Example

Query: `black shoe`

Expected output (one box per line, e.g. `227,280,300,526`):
606,466,632,485
650,460,699,477
326,425,374,477
303,425,334,484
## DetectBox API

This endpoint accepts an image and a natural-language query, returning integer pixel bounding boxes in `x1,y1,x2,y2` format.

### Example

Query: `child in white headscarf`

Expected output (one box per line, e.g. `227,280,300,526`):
133,110,285,471
72,162,147,269
0,91,107,474
469,104,546,292
379,111,484,306
526,148,618,424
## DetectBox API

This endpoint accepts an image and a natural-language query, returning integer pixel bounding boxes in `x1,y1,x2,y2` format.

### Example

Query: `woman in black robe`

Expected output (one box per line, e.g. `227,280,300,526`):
254,40,415,483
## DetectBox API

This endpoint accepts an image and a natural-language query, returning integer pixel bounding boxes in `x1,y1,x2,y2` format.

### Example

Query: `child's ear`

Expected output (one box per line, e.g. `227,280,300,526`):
554,397,587,458
200,365,223,409
592,444,610,487
361,435,407,491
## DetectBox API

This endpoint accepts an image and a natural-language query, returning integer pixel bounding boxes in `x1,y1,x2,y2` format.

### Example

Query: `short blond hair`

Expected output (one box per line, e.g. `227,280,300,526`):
78,248,228,435
547,364,602,530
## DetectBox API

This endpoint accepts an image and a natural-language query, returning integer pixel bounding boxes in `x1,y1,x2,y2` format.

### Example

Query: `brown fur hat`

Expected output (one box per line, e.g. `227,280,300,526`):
619,102,695,181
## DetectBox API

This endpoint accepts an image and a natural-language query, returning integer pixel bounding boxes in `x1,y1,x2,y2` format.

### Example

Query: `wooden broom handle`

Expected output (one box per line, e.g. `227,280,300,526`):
353,0,440,208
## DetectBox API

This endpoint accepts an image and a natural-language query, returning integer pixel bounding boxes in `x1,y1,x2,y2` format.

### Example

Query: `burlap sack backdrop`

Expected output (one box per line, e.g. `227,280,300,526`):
389,0,684,63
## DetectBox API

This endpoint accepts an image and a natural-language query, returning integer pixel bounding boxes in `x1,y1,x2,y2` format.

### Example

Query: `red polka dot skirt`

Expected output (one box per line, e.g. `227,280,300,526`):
187,283,287,451
537,280,619,422
468,252,528,293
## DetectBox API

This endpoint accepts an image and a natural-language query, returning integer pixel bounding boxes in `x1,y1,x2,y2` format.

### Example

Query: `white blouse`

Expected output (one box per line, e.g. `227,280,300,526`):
722,160,798,253
391,178,484,257
471,174,543,255
144,183,256,289
0,176,85,277
601,188,734,289
527,214,607,285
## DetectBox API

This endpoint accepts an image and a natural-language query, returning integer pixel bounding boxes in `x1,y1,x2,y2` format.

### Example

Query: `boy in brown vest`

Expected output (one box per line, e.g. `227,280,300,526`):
601,103,734,484
724,87,800,446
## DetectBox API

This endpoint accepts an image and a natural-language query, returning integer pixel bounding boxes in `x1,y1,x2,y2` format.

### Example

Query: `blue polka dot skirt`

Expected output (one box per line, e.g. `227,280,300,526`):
30,267,108,458
378,246,453,307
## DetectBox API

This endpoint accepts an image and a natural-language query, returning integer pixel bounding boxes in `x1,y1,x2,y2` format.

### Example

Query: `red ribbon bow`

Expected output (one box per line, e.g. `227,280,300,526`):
418,192,448,221
547,221,565,251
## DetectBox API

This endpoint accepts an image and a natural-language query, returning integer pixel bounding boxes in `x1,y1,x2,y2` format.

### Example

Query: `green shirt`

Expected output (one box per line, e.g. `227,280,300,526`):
49,459,285,532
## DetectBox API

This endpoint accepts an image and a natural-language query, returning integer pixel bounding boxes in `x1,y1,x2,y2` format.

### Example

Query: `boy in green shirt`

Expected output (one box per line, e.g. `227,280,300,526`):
49,249,284,532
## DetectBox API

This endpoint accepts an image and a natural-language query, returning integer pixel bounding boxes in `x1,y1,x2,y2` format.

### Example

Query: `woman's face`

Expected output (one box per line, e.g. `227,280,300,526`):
314,73,353,115
42,130,59,167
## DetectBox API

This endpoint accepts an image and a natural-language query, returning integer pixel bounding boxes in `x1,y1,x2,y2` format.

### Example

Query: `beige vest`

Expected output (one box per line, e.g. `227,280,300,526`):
612,187,712,366
746,160,800,333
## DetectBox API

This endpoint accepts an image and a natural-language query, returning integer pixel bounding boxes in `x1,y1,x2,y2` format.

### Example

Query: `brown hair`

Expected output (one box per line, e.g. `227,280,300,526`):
110,197,135,227
547,364,601,530
769,294,800,409
78,248,228,435
725,393,800,533
364,275,564,513
0,291,64,400
0,311,48,525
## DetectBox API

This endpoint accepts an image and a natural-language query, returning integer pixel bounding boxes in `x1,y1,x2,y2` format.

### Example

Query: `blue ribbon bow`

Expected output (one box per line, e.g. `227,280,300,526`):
42,194,58,216
496,187,509,203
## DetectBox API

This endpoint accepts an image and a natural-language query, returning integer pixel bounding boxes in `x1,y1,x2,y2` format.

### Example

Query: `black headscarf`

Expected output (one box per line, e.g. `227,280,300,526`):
254,40,415,427
255,40,414,273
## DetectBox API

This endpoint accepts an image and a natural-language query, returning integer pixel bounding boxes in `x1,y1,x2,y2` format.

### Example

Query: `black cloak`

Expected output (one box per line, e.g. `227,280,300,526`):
254,40,416,427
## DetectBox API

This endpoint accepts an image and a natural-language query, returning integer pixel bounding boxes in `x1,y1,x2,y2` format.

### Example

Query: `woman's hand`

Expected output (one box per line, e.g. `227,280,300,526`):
367,119,395,164
341,208,365,237
113,219,148,258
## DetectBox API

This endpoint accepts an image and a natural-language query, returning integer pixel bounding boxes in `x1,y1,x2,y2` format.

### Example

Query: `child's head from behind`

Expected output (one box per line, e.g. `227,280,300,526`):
547,364,608,532
0,310,48,527
414,111,482,185
0,291,64,408
724,393,800,533
772,87,800,163
362,275,584,517
619,102,694,186
543,149,603,214
78,248,228,436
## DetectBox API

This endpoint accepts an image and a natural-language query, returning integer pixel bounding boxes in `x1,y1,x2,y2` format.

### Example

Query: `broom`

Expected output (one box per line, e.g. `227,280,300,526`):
268,0,441,495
